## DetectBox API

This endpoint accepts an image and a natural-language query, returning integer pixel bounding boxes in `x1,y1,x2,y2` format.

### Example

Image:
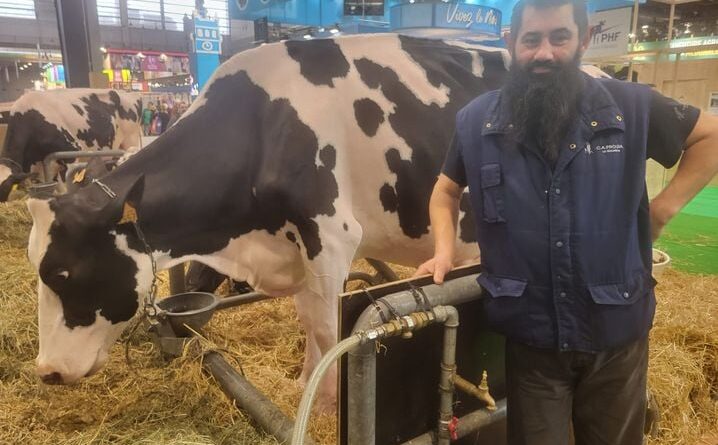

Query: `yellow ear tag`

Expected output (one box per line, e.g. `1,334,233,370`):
11,183,18,191
118,202,138,225
73,168,87,184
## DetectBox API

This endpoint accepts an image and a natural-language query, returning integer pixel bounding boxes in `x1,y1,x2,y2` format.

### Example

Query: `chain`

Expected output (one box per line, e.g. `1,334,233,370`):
91,178,117,198
132,220,158,318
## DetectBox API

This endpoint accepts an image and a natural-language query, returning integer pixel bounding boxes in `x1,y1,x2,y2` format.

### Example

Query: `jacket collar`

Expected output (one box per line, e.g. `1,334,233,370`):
481,72,625,137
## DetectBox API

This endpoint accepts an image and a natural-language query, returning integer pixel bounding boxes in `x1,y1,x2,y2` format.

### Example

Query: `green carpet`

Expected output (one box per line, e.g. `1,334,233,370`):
654,186,718,275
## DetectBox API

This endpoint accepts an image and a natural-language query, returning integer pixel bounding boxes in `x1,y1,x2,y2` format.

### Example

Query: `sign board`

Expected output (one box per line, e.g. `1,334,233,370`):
390,2,501,37
230,19,255,40
194,18,221,54
584,7,631,59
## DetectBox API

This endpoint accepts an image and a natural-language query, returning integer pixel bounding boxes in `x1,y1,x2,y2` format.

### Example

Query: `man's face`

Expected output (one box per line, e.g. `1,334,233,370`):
510,4,589,74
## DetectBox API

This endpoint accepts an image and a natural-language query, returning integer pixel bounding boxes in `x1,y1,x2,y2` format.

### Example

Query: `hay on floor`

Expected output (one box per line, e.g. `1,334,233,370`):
1,200,717,445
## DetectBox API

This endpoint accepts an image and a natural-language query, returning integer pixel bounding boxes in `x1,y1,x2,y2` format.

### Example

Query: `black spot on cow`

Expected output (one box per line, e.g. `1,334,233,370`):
343,223,348,231
134,99,143,122
42,180,144,327
103,70,338,260
109,90,139,122
76,94,117,149
379,183,398,213
286,231,301,250
72,104,84,116
353,98,384,137
0,110,78,170
285,39,350,87
354,36,506,239
458,193,477,243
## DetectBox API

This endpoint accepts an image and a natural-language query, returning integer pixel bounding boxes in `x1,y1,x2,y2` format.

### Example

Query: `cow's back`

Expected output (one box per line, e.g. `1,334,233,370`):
168,35,510,267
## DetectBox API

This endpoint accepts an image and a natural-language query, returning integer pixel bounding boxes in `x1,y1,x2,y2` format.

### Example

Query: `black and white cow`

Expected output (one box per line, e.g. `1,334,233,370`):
26,34,599,409
0,89,142,201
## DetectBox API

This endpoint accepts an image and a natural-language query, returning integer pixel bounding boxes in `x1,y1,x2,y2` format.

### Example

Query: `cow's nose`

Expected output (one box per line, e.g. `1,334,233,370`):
40,372,64,385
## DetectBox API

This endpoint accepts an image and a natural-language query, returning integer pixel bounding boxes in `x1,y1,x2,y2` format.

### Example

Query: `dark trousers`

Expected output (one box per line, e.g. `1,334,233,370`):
505,337,648,445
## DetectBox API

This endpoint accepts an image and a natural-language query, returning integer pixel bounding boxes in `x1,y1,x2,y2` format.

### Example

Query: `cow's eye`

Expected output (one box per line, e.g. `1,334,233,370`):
57,270,69,279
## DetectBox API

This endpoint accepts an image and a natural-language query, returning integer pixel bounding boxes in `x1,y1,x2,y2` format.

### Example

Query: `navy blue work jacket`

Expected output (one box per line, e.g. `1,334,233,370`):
447,74,696,352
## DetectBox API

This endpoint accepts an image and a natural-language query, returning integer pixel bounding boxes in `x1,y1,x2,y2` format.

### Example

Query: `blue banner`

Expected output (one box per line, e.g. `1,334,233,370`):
390,2,501,37
194,18,221,54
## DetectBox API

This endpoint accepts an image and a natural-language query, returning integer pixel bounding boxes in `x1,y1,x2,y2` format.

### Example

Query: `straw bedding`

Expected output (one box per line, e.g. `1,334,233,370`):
0,200,716,444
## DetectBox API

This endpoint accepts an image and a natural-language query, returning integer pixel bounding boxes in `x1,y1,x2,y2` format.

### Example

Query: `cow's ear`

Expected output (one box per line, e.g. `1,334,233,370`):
97,174,145,226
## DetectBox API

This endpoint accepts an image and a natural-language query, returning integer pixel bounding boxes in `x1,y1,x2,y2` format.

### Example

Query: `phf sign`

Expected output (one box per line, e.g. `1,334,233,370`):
584,7,631,59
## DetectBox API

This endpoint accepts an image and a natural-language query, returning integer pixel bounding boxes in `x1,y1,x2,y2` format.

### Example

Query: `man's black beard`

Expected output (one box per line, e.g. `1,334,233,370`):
502,53,585,164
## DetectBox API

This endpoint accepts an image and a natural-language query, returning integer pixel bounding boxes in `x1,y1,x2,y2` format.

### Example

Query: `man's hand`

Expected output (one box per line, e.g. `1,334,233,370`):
649,201,673,242
413,254,454,284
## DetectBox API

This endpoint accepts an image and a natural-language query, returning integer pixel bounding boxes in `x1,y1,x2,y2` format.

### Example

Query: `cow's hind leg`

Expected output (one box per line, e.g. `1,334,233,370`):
293,221,361,413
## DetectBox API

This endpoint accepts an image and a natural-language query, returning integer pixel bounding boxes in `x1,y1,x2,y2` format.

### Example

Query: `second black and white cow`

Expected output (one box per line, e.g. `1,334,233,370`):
0,89,142,201
26,34,514,409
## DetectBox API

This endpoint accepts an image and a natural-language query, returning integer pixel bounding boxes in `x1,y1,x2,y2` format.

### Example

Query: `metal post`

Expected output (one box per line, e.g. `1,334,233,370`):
666,2,676,96
54,0,94,87
436,306,459,445
626,0,640,82
347,273,484,445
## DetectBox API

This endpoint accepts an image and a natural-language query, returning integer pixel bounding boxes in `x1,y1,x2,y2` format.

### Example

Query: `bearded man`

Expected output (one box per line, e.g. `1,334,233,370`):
415,0,718,444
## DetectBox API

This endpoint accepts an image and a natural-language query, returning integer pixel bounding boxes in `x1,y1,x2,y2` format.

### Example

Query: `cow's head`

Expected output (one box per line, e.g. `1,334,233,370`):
26,175,150,384
0,158,30,202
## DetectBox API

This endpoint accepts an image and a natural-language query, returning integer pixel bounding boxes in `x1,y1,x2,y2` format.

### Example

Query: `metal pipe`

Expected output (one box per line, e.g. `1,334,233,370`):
202,351,317,445
42,149,126,181
215,292,274,310
400,399,507,445
294,310,441,445
348,273,483,445
453,371,496,410
435,305,459,445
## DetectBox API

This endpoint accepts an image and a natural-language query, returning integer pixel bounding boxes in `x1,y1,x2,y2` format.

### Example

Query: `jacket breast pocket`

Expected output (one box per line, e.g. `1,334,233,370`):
480,163,505,223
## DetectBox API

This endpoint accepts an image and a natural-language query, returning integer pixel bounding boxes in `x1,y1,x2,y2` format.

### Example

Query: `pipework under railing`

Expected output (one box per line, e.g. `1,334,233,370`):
291,306,457,445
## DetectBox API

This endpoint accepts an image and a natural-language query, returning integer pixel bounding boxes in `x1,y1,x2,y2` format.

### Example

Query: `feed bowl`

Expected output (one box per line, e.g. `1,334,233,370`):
652,248,671,278
155,292,219,337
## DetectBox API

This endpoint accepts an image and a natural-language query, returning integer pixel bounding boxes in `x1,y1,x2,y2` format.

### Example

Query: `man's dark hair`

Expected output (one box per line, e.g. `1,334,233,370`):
510,0,589,40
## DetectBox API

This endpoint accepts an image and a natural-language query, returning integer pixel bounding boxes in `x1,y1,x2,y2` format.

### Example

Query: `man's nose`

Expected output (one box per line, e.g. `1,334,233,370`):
534,39,555,62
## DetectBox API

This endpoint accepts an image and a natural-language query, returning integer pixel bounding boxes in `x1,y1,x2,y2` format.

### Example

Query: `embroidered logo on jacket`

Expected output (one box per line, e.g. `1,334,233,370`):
585,142,623,154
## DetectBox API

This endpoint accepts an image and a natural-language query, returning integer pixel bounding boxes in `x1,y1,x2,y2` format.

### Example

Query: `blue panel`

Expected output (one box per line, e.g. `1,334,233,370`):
194,18,221,54
227,0,646,29
390,3,501,37
195,53,220,90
